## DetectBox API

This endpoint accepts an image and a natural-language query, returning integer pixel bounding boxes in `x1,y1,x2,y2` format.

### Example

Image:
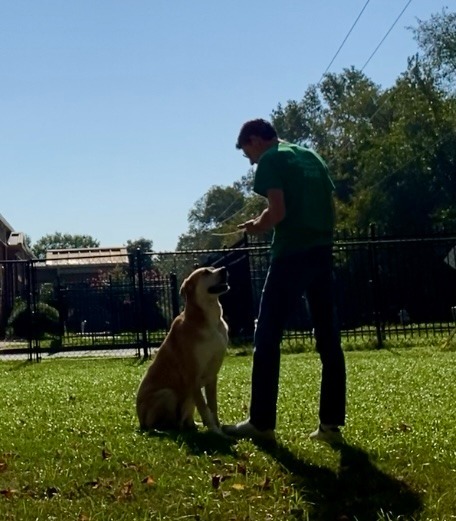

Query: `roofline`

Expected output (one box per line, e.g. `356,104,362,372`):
0,212,14,232
46,247,127,252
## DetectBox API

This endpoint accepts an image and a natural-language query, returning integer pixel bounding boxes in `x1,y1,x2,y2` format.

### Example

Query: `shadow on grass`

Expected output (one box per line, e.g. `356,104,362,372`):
144,427,237,456
257,441,423,521
5,360,33,371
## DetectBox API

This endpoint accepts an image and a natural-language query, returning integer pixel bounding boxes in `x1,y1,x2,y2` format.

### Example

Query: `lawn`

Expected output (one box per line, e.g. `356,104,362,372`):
0,346,455,520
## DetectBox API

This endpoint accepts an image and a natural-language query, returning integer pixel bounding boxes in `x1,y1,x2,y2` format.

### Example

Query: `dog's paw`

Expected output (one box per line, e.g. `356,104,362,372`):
210,426,233,440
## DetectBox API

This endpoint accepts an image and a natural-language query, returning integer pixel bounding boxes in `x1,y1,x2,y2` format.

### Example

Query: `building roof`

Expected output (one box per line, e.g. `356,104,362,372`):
45,247,129,267
0,212,14,232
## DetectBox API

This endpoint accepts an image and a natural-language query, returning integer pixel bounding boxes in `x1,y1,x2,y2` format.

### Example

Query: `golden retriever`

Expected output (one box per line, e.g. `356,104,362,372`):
136,266,229,434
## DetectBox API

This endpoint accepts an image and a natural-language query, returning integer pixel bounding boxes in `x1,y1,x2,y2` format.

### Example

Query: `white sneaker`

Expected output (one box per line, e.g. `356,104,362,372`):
309,424,344,445
222,419,276,443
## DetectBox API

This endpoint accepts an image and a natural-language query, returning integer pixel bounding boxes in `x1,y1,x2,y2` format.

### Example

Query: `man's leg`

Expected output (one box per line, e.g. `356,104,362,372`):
223,253,312,439
250,252,323,430
306,248,346,428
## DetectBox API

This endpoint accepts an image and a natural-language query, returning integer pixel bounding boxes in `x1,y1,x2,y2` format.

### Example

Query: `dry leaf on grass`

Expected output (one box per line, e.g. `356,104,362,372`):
141,476,156,486
0,488,18,498
118,480,133,500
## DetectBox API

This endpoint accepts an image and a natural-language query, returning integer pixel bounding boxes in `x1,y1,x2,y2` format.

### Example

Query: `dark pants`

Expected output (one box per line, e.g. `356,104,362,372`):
249,246,346,430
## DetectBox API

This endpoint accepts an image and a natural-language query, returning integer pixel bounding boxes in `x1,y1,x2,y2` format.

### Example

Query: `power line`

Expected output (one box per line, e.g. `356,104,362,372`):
212,0,416,230
323,0,415,165
361,0,413,72
319,0,371,83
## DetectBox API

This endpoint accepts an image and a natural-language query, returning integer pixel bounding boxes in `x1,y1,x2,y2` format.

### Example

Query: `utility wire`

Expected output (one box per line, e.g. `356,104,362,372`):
324,0,415,165
209,3,374,233
361,0,413,72
211,0,416,232
318,0,372,84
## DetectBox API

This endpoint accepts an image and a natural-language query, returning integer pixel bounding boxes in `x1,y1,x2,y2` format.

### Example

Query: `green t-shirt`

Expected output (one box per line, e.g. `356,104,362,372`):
253,141,335,258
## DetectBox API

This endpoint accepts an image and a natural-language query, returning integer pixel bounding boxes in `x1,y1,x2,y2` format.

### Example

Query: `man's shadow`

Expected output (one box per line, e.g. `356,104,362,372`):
257,441,423,521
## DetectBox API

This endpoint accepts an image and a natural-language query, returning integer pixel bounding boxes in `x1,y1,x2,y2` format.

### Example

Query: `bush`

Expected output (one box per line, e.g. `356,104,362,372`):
7,299,60,340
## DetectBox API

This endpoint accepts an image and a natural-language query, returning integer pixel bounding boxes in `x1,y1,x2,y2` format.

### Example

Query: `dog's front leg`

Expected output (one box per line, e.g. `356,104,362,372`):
193,387,218,431
204,379,219,428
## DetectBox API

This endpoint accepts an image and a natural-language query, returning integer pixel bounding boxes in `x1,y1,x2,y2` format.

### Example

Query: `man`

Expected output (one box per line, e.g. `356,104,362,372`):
222,119,346,445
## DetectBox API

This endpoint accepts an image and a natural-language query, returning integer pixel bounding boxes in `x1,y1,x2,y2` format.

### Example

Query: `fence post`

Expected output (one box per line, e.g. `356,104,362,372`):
25,261,34,361
170,273,180,319
31,261,41,362
368,223,384,348
25,261,41,362
136,249,148,358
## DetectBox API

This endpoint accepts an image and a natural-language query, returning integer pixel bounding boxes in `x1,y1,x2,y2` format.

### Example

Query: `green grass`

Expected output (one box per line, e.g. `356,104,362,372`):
0,347,455,520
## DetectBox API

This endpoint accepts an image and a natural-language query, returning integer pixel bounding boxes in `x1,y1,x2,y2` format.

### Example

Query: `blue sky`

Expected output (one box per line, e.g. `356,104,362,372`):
0,0,449,251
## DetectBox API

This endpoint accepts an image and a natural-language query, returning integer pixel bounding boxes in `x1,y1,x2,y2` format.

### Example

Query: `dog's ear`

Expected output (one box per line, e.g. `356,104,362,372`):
180,278,188,298
180,276,193,298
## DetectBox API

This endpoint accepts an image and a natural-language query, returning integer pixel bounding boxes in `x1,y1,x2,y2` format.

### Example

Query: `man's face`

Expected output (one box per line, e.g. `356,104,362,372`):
241,136,263,165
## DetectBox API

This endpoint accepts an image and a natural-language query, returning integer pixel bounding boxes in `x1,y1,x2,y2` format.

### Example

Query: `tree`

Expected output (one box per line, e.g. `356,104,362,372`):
411,8,456,90
271,67,384,219
270,60,456,233
178,9,456,247
32,233,100,259
177,185,247,250
126,237,154,270
347,60,456,232
126,237,153,256
188,185,245,231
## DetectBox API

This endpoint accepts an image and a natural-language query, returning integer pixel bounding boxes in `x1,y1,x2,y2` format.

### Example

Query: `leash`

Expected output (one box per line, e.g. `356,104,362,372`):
211,230,245,237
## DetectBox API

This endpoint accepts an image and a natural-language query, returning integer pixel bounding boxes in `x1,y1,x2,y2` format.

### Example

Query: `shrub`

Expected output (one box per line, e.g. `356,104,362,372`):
7,299,60,340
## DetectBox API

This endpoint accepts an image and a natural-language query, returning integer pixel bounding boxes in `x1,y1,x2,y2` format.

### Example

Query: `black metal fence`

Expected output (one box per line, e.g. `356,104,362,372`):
1,227,456,361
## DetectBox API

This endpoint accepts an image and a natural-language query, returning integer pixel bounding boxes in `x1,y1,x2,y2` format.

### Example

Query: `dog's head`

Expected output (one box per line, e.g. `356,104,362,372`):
180,266,229,304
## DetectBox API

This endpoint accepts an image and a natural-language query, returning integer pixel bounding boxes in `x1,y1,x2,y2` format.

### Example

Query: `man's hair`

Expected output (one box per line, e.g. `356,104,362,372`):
236,119,278,149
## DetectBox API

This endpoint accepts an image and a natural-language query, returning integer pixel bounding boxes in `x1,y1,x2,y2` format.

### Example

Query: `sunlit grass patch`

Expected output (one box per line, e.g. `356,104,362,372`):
0,348,455,520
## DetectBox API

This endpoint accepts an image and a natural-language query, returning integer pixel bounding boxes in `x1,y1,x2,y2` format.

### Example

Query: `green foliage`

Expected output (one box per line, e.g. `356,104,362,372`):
270,61,456,233
411,8,456,89
188,185,245,230
126,237,153,254
126,237,155,270
346,63,456,232
177,9,456,249
177,185,249,250
32,232,100,259
7,299,60,340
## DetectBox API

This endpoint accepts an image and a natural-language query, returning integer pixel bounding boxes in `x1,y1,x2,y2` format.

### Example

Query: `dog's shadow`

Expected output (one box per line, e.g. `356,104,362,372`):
256,441,423,521
144,427,237,456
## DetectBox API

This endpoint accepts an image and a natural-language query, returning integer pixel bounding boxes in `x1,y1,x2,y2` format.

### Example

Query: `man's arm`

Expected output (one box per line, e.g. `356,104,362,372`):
238,189,285,235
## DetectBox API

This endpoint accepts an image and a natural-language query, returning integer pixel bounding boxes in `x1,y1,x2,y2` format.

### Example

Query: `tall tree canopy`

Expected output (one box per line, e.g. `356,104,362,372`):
126,237,153,254
126,237,154,269
271,62,456,233
176,185,249,250
178,9,456,250
32,233,100,259
411,8,456,89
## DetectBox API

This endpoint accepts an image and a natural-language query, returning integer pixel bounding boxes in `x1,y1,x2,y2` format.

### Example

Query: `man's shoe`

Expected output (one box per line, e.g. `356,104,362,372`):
222,419,276,442
309,424,344,445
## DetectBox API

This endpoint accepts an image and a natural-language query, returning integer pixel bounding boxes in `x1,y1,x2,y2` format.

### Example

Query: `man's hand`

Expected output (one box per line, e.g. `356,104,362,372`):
237,219,257,234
